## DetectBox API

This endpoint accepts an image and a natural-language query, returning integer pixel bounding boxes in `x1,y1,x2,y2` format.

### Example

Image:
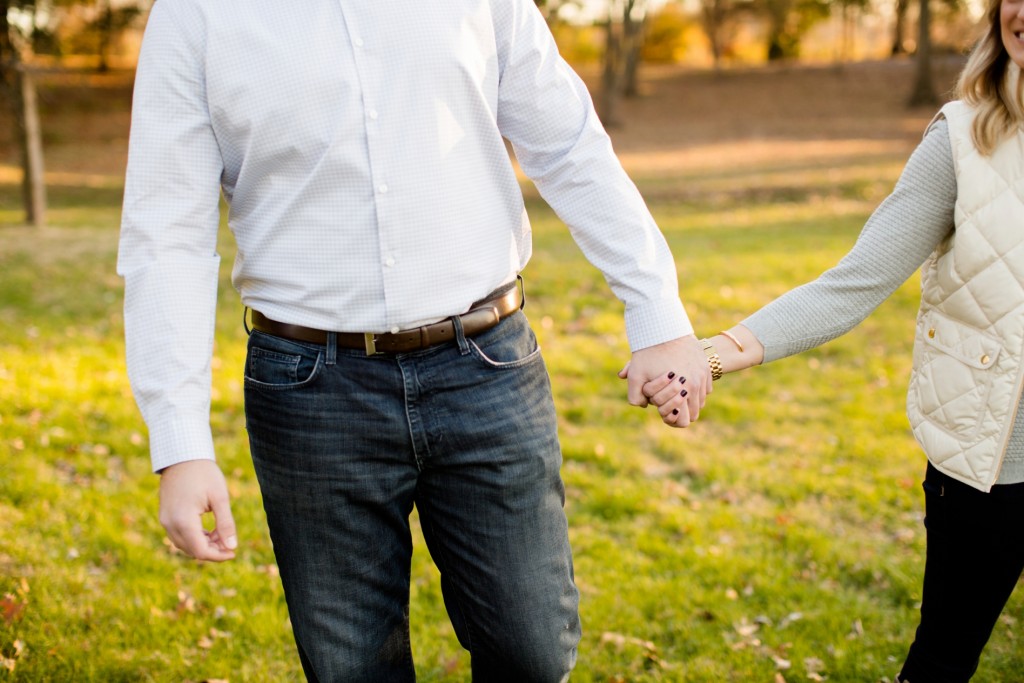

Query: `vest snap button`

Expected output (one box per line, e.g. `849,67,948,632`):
928,328,936,338
981,354,990,365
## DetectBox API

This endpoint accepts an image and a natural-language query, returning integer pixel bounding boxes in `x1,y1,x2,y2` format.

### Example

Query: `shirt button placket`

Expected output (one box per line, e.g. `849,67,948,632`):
348,24,396,331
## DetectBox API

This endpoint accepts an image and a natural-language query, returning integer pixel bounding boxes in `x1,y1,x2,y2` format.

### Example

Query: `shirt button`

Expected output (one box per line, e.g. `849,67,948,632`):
378,184,389,194
368,109,378,120
354,37,364,48
390,326,400,335
385,257,395,267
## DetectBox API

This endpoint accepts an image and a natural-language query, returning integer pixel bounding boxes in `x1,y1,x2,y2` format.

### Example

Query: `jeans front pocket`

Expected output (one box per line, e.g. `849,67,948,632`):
467,312,543,370
244,331,323,391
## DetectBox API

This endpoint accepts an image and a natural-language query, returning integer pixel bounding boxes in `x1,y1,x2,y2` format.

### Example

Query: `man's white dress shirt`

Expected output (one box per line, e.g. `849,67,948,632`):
118,0,693,472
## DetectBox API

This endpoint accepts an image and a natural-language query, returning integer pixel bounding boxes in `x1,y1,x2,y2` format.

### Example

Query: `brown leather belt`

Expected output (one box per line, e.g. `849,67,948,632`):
250,283,522,355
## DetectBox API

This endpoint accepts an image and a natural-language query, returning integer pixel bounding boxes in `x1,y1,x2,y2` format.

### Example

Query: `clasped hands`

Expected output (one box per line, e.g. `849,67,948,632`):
159,334,714,564
618,334,712,427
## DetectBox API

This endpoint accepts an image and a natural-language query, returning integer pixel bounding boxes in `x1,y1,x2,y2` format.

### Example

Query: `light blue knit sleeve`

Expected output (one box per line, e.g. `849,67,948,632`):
741,119,957,363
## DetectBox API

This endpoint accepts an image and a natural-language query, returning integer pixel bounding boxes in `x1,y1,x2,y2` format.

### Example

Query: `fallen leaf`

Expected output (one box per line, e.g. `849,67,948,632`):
735,621,759,637
176,591,196,615
805,656,826,676
779,612,803,629
1,593,26,624
600,632,657,652
847,619,864,639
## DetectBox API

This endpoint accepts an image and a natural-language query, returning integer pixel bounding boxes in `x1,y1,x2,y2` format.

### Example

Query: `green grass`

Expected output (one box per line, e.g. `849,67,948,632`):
3,78,1023,682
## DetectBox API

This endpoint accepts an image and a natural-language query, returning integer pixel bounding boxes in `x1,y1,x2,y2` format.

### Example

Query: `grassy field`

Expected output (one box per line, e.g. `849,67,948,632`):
3,59,1023,681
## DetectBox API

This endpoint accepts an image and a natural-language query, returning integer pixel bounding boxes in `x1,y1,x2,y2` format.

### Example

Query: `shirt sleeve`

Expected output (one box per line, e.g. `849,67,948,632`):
741,119,957,363
491,0,692,351
117,0,225,472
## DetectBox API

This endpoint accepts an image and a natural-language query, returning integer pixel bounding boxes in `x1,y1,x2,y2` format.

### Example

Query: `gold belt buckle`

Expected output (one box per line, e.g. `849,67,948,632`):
364,333,380,356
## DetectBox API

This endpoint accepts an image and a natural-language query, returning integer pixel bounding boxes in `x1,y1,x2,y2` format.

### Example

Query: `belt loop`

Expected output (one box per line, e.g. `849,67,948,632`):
451,315,470,355
325,332,337,366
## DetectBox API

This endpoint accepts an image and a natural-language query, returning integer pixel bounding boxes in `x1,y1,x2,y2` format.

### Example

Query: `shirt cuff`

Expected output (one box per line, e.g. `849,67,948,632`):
146,412,216,473
624,297,694,351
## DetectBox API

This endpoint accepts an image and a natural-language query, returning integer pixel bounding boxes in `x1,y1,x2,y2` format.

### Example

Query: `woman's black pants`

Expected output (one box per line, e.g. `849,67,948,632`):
899,463,1024,682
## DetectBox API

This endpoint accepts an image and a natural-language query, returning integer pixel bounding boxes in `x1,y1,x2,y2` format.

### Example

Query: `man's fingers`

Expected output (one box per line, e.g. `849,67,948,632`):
627,382,650,407
164,514,235,562
158,460,237,563
210,491,238,551
683,371,710,422
626,373,652,407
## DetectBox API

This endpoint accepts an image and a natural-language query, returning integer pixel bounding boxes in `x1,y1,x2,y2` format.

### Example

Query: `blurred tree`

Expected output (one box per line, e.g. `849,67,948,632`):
761,0,830,60
833,0,872,62
891,0,910,54
86,0,142,71
640,4,691,63
700,0,755,69
535,0,585,25
894,0,961,58
600,0,647,126
621,0,646,96
1,0,45,226
908,0,938,105
59,0,147,69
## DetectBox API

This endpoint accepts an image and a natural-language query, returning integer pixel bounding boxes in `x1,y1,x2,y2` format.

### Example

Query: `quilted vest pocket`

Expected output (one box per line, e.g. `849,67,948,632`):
911,309,1003,439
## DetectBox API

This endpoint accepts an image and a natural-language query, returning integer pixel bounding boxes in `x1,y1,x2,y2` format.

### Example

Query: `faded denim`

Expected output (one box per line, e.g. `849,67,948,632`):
243,312,580,682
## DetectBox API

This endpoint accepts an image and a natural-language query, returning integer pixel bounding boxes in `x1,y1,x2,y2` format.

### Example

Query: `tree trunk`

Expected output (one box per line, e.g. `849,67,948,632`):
97,0,112,72
891,0,909,56
2,1,46,226
908,0,938,106
622,1,644,98
703,0,725,71
765,0,789,61
600,14,622,127
20,67,45,227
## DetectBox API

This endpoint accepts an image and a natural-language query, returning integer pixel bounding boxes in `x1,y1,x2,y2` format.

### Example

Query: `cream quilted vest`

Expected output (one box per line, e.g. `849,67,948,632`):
906,100,1024,492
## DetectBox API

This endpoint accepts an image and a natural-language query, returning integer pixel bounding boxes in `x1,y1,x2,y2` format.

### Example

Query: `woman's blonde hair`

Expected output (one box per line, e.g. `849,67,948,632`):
957,0,1024,154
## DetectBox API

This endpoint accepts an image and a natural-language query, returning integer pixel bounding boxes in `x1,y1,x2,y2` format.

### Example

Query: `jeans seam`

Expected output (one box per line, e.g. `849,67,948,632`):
399,360,427,470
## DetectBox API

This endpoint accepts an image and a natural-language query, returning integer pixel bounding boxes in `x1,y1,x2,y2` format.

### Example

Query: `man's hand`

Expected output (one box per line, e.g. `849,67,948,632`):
617,334,712,427
158,460,237,562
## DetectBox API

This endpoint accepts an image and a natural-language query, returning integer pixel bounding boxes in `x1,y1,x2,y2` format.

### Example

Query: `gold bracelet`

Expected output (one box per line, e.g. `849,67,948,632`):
719,329,744,353
700,338,723,381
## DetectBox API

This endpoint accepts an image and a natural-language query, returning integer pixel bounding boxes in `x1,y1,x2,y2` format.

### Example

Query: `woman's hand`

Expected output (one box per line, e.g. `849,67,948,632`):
633,325,765,421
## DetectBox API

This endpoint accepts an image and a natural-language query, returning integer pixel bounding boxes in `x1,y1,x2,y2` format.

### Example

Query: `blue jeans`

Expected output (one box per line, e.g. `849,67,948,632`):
243,312,580,682
899,463,1024,682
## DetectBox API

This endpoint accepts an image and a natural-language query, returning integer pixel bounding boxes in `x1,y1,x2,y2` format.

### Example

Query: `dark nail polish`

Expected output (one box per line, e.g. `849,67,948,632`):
667,371,675,379
679,376,687,384
672,409,679,415
680,389,688,397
